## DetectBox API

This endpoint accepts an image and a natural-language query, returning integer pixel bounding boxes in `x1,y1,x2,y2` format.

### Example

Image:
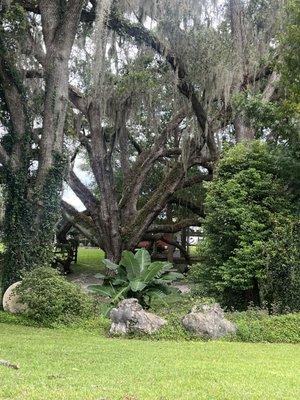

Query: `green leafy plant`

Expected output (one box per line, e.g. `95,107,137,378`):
16,267,93,326
89,248,183,308
190,141,299,311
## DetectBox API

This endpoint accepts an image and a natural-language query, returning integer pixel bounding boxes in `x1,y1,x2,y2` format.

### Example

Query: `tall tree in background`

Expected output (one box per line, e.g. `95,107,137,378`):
61,0,284,261
0,0,289,288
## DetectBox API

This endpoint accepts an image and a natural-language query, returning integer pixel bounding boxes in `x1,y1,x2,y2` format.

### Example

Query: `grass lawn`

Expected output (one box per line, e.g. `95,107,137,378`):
71,247,105,275
0,323,299,400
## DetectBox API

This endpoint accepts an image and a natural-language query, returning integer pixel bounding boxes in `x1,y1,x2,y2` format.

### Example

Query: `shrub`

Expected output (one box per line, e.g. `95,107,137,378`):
190,141,299,311
228,310,300,343
16,267,93,326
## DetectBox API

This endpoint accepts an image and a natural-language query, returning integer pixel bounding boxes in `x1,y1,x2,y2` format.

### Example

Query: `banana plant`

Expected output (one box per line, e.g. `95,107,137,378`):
88,248,183,308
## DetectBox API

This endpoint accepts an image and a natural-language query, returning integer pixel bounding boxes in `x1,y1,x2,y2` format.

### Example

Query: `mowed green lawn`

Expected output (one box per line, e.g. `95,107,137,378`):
0,324,299,400
71,247,105,274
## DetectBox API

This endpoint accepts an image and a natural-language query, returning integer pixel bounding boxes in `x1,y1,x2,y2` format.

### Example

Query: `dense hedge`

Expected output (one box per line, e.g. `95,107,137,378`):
191,142,300,312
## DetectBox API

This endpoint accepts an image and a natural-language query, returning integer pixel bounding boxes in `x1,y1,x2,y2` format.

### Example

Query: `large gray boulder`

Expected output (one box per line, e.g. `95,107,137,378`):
109,298,166,335
182,303,236,339
2,282,27,314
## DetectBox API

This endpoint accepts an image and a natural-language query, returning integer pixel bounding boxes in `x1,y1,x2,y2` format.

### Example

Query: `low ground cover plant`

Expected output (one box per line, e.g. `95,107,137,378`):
228,309,300,343
132,293,300,343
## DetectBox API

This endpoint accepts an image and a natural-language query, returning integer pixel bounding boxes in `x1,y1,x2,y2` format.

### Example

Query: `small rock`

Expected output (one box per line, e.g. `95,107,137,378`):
172,282,191,294
109,298,166,335
182,303,236,339
2,282,27,314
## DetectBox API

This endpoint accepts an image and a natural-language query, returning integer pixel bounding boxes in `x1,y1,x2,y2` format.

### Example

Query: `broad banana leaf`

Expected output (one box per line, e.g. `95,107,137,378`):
103,259,118,270
155,262,173,278
129,279,147,292
111,286,129,303
121,250,141,280
94,273,106,279
144,284,170,298
87,284,116,297
159,272,184,281
134,248,151,272
141,261,166,283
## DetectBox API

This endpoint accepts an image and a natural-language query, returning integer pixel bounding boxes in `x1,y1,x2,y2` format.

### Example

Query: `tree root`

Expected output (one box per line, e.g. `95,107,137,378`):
0,359,20,370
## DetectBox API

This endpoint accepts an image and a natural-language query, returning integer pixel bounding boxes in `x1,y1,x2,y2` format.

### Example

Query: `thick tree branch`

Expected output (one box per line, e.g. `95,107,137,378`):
177,171,213,190
147,218,202,234
107,10,207,134
68,170,99,210
68,85,88,114
61,200,98,243
168,196,205,217
124,162,185,249
262,71,280,101
36,0,85,187
0,41,30,169
129,134,143,154
119,108,186,219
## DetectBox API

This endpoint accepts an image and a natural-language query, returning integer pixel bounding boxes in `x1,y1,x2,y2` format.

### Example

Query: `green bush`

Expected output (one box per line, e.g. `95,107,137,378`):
16,267,93,326
150,291,216,317
147,309,300,343
228,310,300,343
190,141,300,311
146,313,197,341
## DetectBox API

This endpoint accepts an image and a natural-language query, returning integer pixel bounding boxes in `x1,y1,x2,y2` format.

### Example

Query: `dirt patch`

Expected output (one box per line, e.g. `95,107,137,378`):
67,273,103,293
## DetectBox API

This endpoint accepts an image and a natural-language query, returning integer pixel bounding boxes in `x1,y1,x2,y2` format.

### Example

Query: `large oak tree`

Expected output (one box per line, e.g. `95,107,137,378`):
0,0,285,288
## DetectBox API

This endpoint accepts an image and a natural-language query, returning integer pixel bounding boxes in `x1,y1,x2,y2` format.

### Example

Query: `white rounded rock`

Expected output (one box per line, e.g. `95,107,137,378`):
2,282,27,314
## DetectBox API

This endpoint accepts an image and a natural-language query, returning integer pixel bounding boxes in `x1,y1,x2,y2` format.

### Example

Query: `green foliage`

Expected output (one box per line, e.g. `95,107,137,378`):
0,6,67,291
229,310,300,343
233,91,298,140
89,248,183,308
147,313,196,341
280,0,300,106
151,310,300,344
125,291,300,343
191,141,299,310
232,1,300,144
1,153,67,291
149,294,300,343
0,310,40,327
16,267,93,326
263,216,300,312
